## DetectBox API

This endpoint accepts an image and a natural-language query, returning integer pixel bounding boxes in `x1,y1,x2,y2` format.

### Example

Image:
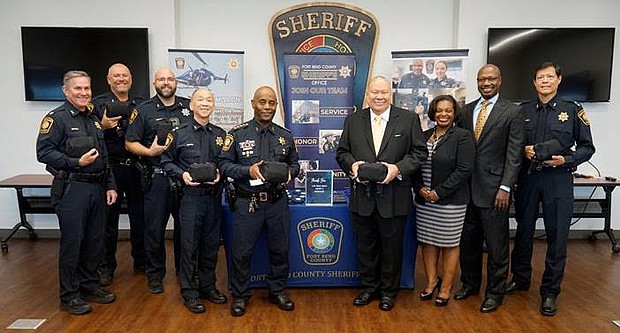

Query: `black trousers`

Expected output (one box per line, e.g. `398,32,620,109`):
178,190,222,300
101,164,145,274
230,196,290,300
459,203,509,299
143,173,180,280
512,168,573,297
54,181,105,302
351,210,407,298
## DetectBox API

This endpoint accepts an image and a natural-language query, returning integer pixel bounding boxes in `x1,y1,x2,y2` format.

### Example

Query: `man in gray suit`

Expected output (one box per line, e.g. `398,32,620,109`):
336,76,426,311
454,64,523,312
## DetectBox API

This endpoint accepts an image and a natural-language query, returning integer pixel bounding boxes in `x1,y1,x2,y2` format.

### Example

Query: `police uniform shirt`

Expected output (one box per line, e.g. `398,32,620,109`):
398,73,430,89
161,117,226,180
125,95,191,166
429,77,457,88
219,119,300,193
521,96,595,169
36,101,115,189
91,92,145,159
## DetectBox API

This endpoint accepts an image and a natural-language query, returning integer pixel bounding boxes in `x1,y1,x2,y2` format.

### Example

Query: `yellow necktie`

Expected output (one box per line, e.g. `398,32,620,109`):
474,100,491,141
373,115,384,155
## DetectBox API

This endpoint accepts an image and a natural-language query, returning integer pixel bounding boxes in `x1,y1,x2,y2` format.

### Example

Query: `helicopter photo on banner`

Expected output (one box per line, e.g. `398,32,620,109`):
168,49,244,131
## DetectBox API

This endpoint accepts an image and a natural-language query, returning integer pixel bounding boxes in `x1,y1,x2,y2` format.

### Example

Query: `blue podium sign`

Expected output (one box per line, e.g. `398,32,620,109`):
222,205,417,288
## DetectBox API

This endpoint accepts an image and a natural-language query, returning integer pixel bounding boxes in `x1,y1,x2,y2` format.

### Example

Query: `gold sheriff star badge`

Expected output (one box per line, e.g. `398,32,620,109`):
558,112,569,122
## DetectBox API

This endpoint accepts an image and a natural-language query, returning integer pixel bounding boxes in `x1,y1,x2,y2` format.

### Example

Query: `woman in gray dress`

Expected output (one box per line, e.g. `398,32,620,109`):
413,95,474,306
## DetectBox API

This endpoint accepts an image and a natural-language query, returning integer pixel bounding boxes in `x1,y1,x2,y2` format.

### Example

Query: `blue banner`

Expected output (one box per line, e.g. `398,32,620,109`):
283,54,355,193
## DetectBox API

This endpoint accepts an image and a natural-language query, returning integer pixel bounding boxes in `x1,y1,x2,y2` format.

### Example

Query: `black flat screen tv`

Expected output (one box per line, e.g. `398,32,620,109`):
487,28,614,102
21,27,149,101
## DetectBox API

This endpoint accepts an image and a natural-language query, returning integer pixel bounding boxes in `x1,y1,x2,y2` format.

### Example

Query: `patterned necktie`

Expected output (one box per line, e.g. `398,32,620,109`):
373,115,384,155
474,100,491,141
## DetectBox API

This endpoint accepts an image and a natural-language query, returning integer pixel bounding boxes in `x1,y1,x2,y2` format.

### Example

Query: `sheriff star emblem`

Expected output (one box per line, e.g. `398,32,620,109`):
215,136,224,147
558,112,569,122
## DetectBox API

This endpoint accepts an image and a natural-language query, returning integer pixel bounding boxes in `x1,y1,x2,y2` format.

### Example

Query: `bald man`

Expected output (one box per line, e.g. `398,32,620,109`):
218,86,300,316
125,67,191,294
92,63,145,286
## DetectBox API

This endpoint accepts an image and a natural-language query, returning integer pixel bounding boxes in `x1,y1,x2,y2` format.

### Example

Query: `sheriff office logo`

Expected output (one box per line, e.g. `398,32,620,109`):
297,217,343,265
270,2,378,114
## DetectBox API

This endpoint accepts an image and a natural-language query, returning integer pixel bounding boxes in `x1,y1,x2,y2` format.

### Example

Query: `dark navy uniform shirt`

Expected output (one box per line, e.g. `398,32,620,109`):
36,101,115,190
429,77,457,88
161,117,226,180
398,73,430,89
91,92,145,160
125,95,191,166
521,96,595,169
218,119,300,193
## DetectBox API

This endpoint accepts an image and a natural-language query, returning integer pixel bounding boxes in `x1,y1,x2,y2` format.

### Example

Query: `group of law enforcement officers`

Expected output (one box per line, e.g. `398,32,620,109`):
36,65,299,316
36,60,593,318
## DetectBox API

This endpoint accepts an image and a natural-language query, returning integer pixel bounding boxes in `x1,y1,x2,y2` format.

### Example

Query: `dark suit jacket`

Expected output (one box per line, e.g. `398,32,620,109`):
413,126,474,206
336,106,427,218
456,96,524,208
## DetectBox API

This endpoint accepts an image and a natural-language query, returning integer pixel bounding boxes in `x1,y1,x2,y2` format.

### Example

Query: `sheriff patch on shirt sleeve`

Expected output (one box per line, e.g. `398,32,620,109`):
577,109,590,126
39,117,54,134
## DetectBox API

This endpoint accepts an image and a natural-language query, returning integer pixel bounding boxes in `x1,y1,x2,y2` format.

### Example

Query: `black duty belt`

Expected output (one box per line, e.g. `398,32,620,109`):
68,172,106,183
236,188,285,203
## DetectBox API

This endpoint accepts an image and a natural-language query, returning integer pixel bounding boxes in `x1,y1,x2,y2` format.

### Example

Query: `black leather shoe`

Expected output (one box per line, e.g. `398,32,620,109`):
200,289,228,304
540,296,557,316
60,297,92,315
420,277,442,301
147,278,164,294
268,293,294,311
184,298,206,313
454,287,479,300
353,291,378,306
480,298,502,313
505,281,530,294
230,298,246,317
99,270,113,286
82,288,116,304
379,296,395,311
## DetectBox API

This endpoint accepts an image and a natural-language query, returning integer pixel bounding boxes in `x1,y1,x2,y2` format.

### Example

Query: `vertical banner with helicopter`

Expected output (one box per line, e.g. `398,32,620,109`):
168,49,244,131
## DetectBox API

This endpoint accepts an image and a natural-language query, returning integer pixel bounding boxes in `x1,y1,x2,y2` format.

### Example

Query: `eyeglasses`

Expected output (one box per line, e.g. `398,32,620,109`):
110,73,130,79
155,77,176,83
535,74,557,82
476,77,499,83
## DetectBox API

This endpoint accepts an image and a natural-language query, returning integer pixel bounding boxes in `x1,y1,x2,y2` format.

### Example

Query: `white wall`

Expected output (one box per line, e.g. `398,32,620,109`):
1,0,618,231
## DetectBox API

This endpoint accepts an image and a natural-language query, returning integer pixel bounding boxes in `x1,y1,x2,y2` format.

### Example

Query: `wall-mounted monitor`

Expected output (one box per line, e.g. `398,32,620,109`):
487,27,614,102
21,27,150,101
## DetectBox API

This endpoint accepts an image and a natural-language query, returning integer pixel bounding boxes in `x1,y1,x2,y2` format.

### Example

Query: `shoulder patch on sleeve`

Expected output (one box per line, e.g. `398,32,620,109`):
222,133,234,152
577,109,590,127
39,117,54,134
129,108,139,124
164,132,174,150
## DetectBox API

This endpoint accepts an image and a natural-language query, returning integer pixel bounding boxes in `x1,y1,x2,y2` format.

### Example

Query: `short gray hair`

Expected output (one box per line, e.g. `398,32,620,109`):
63,70,90,86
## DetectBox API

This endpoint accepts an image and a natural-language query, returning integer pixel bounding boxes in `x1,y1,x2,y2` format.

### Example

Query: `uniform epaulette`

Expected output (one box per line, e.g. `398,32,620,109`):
273,122,291,133
91,92,111,104
572,100,583,109
519,100,534,106
230,121,250,132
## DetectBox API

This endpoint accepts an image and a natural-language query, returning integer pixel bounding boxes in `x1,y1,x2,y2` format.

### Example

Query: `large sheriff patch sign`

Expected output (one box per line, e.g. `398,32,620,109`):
269,2,379,115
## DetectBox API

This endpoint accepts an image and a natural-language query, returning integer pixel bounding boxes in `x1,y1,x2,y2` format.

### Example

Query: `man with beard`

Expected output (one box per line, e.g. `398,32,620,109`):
125,67,191,294
92,63,146,286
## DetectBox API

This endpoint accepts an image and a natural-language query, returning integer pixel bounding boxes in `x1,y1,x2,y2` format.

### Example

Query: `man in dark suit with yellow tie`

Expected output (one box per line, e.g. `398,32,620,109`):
454,64,523,312
336,76,426,311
